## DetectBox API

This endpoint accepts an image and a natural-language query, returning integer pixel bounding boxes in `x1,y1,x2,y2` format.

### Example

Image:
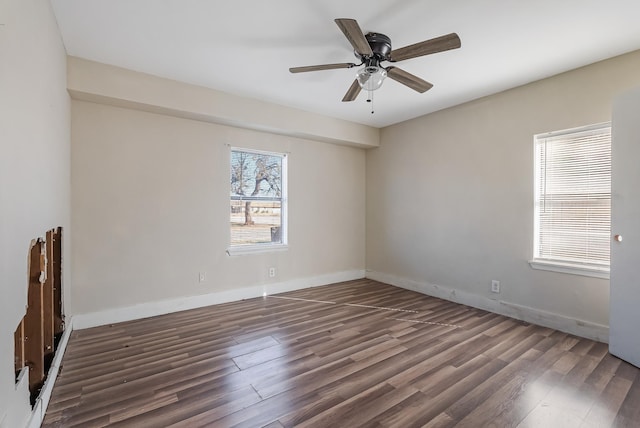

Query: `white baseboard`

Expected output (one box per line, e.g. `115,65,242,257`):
21,320,74,428
73,270,365,330
366,270,609,343
19,270,363,425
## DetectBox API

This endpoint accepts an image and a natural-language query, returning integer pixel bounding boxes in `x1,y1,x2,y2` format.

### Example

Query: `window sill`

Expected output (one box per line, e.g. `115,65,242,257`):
528,259,609,279
227,244,288,256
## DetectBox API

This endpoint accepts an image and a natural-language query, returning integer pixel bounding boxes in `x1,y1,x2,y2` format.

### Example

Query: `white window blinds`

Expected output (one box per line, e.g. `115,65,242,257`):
533,124,611,270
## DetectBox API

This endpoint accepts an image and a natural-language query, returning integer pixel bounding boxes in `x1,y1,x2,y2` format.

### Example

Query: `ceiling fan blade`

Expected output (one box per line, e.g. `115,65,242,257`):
335,18,373,57
289,63,357,73
342,79,362,102
386,66,433,93
390,33,461,62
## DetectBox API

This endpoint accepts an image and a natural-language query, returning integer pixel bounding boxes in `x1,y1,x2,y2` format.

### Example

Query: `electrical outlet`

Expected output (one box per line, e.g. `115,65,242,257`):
199,272,206,283
491,280,500,293
269,267,276,278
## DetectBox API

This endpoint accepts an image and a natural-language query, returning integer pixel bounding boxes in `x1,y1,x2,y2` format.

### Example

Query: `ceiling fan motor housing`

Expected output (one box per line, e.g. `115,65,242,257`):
359,32,392,62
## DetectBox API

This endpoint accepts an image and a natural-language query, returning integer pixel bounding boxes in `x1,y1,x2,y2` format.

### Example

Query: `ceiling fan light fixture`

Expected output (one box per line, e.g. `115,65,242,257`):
289,18,460,103
357,65,386,91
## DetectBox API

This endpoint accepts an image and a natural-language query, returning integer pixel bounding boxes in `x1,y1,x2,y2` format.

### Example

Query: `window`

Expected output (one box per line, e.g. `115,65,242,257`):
229,148,287,254
531,123,611,278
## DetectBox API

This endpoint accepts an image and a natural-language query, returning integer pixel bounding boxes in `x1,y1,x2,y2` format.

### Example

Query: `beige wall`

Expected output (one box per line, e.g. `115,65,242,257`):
367,50,640,338
67,57,379,149
8,2,640,423
0,0,70,426
71,100,365,315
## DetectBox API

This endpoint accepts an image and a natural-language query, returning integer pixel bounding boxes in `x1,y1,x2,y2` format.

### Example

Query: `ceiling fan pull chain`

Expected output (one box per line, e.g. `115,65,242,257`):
367,90,375,114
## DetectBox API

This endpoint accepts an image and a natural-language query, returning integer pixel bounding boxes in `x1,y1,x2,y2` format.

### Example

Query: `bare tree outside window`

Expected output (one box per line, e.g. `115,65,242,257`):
230,149,286,247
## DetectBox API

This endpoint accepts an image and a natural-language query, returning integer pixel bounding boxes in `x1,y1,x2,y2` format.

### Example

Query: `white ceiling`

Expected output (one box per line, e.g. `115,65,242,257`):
50,0,640,128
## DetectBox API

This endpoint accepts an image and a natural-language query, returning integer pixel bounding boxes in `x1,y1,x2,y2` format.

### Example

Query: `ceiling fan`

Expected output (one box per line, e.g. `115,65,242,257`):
289,18,461,102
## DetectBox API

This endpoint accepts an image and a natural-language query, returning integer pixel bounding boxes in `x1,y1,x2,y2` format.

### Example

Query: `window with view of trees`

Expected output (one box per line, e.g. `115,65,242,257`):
532,123,611,277
230,148,287,250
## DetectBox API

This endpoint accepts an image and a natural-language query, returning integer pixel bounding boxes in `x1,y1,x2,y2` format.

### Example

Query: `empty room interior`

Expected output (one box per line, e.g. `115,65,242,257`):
5,1,640,427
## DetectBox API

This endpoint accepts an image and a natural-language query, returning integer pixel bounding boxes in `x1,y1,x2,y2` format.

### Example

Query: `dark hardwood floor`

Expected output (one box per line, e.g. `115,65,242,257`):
42,279,640,427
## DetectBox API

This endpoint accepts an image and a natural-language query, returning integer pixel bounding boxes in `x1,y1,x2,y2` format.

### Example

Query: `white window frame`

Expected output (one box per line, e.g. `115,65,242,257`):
529,123,611,279
227,147,288,256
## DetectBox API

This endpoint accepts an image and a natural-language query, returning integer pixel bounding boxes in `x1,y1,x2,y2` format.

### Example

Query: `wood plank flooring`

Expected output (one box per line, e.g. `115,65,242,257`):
42,279,640,427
